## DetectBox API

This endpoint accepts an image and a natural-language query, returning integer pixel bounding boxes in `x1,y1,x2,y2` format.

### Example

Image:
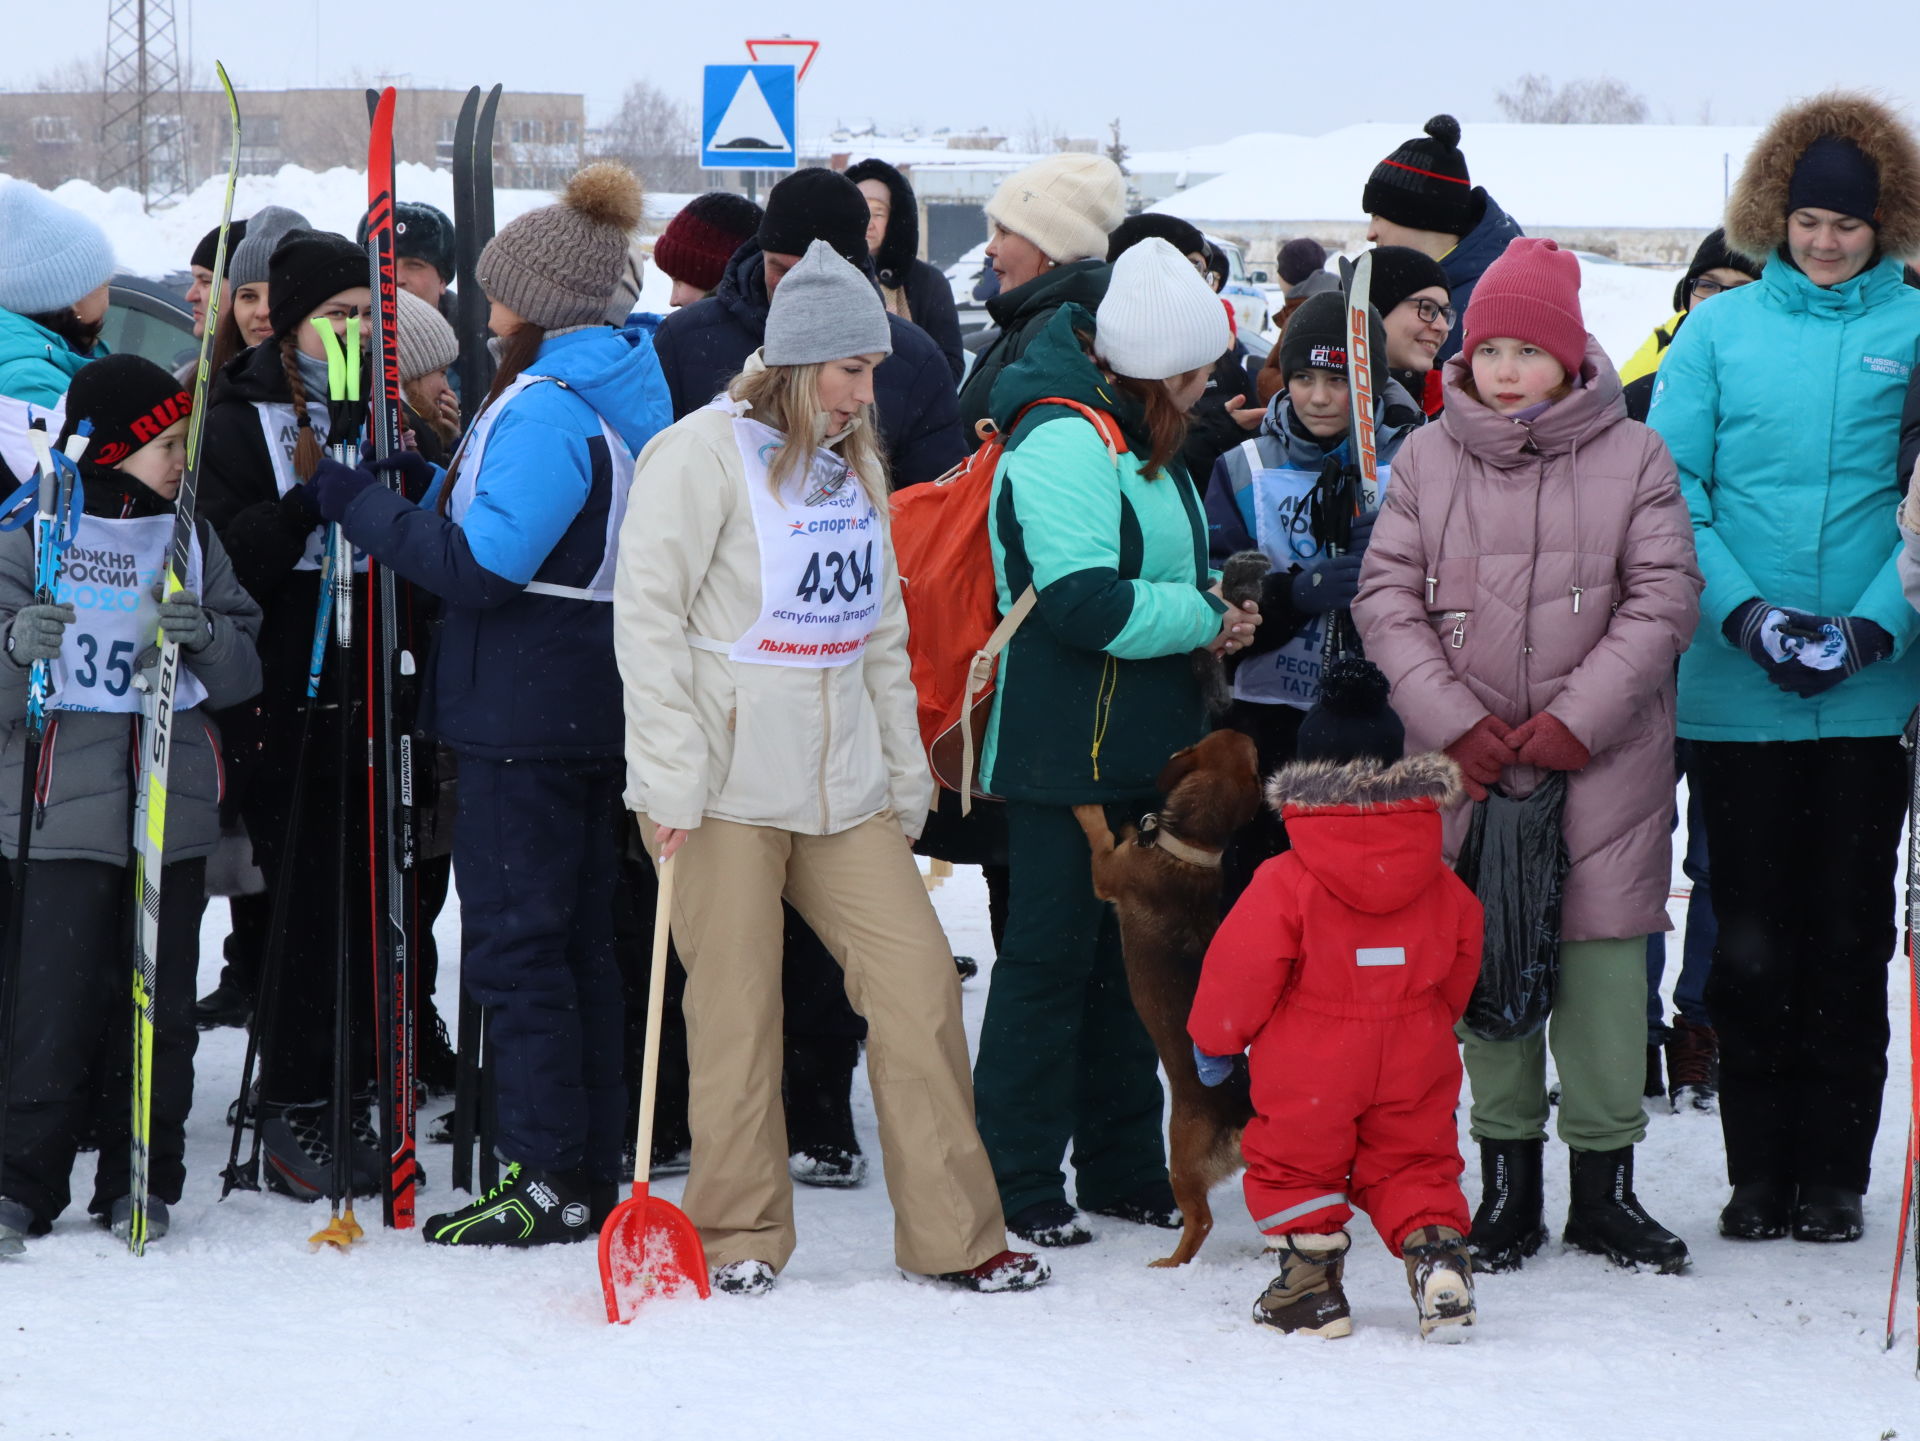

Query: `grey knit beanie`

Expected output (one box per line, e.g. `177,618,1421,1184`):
477,163,643,330
396,288,458,382
229,205,309,288
763,240,892,366
0,181,115,315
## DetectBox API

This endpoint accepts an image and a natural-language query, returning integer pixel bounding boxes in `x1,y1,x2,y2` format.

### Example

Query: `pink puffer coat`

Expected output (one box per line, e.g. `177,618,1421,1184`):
1353,338,1703,943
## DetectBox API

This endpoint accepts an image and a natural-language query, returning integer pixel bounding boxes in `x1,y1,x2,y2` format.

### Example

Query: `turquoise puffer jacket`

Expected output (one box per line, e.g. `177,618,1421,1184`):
0,307,102,408
1649,251,1920,741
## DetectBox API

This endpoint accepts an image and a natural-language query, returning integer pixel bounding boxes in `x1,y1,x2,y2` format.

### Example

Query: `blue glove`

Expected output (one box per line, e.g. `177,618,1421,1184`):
310,455,377,523
1289,552,1364,614
1192,1043,1234,1088
1345,508,1377,558
369,449,437,504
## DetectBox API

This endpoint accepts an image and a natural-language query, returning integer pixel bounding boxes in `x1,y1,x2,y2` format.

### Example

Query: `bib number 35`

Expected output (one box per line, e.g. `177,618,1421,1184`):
796,542,876,606
75,634,137,697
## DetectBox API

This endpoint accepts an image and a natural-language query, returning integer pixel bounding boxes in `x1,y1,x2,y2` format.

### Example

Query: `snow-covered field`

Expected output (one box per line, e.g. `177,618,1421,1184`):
5,832,1916,1440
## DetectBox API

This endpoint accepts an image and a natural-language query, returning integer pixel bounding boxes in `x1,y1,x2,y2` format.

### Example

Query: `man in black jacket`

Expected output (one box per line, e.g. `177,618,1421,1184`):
651,168,964,488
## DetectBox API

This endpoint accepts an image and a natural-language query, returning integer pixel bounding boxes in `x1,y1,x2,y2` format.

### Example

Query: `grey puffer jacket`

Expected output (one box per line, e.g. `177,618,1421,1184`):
0,506,263,866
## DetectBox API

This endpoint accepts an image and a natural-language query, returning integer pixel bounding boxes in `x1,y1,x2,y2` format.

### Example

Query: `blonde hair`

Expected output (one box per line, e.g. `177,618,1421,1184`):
725,359,889,511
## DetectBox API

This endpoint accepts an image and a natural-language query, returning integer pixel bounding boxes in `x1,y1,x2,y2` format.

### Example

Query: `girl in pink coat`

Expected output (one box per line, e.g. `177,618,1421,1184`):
1353,237,1703,1276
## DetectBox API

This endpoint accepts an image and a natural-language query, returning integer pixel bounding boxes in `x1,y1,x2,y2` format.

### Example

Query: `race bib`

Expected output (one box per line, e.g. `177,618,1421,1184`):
257,402,367,573
50,512,208,715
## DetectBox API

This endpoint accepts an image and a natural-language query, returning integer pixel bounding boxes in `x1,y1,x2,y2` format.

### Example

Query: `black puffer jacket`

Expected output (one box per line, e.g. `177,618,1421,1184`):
846,158,965,384
650,240,964,488
956,259,1109,439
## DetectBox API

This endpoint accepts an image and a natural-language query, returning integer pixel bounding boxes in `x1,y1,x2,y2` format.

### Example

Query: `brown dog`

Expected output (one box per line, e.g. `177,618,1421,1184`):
1075,727,1264,1266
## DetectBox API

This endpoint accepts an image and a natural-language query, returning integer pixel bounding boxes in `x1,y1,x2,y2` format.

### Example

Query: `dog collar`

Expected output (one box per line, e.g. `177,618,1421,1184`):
1138,813,1222,869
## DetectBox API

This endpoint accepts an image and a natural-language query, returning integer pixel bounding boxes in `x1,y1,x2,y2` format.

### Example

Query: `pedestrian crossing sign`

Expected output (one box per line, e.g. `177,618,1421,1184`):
701,65,797,171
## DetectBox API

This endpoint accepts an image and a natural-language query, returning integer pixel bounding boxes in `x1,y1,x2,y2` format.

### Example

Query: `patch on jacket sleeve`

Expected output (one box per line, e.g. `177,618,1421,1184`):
1862,354,1912,380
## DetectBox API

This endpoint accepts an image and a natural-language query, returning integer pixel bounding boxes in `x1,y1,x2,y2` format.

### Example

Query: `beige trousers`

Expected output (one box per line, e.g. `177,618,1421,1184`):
637,810,1007,1275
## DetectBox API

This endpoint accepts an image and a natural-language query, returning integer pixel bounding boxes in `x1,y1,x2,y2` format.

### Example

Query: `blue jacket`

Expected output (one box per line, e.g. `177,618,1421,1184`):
339,325,672,759
1649,251,1920,741
0,307,103,408
650,239,964,488
1438,191,1523,364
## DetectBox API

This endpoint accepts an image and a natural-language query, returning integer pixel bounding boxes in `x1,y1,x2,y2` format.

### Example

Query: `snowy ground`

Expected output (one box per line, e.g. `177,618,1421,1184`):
6,819,1918,1439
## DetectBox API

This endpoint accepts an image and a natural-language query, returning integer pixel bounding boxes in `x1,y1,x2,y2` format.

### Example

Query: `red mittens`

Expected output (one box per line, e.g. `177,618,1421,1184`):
1444,715,1516,802
1509,711,1591,773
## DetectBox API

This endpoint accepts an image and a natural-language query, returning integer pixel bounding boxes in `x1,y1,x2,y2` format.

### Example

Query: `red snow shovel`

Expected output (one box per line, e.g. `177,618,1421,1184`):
600,854,710,1321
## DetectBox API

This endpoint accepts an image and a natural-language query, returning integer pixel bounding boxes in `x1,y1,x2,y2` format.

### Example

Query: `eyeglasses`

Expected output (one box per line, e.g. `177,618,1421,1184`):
1403,297,1457,327
1689,276,1748,298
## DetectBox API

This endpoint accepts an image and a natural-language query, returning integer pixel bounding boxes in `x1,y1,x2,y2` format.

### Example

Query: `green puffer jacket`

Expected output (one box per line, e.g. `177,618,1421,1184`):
958,260,1109,440
982,304,1225,805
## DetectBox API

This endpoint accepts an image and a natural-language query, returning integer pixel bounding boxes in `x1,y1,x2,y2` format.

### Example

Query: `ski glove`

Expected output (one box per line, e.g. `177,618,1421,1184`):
368,449,437,504
1192,1044,1234,1088
1508,711,1590,772
1723,599,1893,698
5,602,74,665
310,455,377,523
1444,715,1516,802
1289,552,1365,614
154,588,214,653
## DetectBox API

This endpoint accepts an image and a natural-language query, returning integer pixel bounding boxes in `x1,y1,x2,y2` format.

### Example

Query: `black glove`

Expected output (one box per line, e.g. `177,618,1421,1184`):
1345,508,1377,559
311,455,377,523
1289,552,1365,614
369,450,437,504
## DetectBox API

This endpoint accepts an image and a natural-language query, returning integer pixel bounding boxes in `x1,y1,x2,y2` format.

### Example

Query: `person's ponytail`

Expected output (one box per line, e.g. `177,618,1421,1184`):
279,332,325,480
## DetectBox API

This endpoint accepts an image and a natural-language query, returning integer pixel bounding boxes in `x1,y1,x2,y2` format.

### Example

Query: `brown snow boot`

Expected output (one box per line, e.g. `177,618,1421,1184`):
1402,1225,1477,1342
1252,1230,1352,1338
1664,1016,1719,1113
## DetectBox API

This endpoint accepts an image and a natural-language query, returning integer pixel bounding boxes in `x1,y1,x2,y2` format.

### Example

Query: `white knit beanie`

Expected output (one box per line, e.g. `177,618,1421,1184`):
395,288,458,382
1095,238,1231,380
985,154,1127,264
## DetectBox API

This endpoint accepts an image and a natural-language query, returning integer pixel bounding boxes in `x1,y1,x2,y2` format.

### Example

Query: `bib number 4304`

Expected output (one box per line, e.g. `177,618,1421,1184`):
796,542,876,606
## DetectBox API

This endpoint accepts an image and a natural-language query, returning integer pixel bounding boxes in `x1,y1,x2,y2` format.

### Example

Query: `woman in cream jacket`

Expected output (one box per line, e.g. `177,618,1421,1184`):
614,240,1045,1297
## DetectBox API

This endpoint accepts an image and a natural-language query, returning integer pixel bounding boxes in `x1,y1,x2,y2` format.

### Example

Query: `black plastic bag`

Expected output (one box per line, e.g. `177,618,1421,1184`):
1454,773,1570,1042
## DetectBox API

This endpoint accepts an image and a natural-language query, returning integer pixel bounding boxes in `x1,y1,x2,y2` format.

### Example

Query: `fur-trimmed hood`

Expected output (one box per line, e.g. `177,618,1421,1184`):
1726,91,1920,262
1267,752,1464,816
845,157,919,289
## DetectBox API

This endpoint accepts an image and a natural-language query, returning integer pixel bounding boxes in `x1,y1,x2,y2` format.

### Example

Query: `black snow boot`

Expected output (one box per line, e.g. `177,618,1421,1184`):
1791,1185,1864,1243
1085,1178,1181,1230
1563,1146,1689,1273
1719,1181,1793,1241
1467,1139,1547,1273
784,1035,867,1189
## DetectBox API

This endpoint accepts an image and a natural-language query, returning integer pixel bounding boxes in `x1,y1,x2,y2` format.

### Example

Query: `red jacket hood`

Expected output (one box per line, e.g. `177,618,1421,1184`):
1270,754,1464,915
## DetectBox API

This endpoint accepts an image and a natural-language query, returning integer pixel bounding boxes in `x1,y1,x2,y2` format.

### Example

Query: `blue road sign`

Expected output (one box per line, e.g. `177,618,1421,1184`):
701,65,797,171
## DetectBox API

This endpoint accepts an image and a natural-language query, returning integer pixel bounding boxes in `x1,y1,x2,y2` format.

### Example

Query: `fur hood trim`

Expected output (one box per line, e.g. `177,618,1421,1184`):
1726,91,1920,261
1267,752,1464,815
845,157,919,288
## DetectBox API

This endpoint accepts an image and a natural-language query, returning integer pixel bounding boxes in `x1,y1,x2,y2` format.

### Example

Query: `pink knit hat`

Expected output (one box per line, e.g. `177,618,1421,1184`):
1463,237,1586,377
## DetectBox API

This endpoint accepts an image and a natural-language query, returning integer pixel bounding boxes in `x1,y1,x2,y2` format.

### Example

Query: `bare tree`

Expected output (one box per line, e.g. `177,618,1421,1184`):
1105,117,1129,175
1495,73,1650,125
1015,111,1066,156
600,79,700,192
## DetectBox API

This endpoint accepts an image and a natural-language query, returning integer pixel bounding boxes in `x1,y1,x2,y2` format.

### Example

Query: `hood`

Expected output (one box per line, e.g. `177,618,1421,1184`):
845,158,919,289
1725,92,1920,262
713,237,773,337
1286,269,1341,302
211,338,289,406
79,459,172,519
1753,247,1911,319
986,302,1144,447
532,326,673,456
985,257,1110,331
1257,373,1421,467
1443,190,1523,285
1436,334,1627,467
0,308,96,386
1269,753,1463,914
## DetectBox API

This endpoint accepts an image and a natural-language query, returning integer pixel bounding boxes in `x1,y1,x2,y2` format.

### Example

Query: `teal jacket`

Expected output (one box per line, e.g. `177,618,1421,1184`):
1649,252,1920,741
983,305,1225,804
0,308,103,408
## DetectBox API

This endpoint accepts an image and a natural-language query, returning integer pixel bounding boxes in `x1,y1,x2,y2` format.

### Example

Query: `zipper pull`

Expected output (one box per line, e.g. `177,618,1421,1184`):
1425,576,1437,605
1448,612,1467,649
1570,585,1584,615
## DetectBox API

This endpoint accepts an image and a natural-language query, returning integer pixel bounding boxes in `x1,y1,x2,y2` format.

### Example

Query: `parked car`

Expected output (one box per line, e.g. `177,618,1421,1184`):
1205,235,1271,339
102,273,197,374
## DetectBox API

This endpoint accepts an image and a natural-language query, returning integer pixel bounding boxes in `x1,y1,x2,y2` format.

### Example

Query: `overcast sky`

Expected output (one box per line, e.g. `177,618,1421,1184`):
18,0,1920,151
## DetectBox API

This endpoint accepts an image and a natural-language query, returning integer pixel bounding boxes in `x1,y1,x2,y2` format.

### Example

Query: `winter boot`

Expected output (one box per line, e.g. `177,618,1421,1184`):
194,979,251,1030
421,1162,595,1247
1085,1178,1182,1231
1006,1199,1093,1248
1792,1185,1865,1243
1252,1231,1352,1338
1563,1146,1689,1273
1719,1181,1793,1240
784,1036,867,1189
258,1099,381,1202
954,954,980,982
712,1258,777,1296
1402,1225,1476,1342
0,1197,34,1259
1664,1016,1719,1113
912,1249,1051,1293
1467,1139,1547,1273
100,1196,171,1244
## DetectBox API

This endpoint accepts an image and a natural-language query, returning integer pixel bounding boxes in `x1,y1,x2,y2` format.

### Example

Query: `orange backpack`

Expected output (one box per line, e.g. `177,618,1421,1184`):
890,399,1128,810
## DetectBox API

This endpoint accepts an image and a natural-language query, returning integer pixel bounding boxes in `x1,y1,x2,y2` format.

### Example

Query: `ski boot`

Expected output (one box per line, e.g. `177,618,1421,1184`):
1467,1138,1547,1273
1252,1231,1352,1338
421,1162,595,1247
1563,1146,1689,1273
1006,1199,1093,1248
1402,1225,1476,1342
258,1099,382,1201
0,1197,35,1259
100,1196,171,1244
1664,1016,1719,1114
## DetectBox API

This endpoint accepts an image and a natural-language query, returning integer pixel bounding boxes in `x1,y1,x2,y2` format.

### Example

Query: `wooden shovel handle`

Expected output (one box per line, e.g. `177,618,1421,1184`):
632,854,676,1187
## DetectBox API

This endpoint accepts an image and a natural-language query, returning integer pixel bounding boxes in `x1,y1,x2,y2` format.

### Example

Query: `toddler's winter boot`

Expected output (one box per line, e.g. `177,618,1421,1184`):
1467,1138,1547,1272
1562,1146,1689,1273
1401,1225,1476,1342
421,1162,595,1246
0,1197,35,1259
713,1258,777,1296
1664,1016,1719,1113
1252,1230,1352,1338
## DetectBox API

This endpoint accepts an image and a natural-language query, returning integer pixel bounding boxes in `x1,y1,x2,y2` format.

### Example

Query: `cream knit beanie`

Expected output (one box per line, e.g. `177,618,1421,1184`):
1095,237,1230,380
395,288,458,382
985,154,1127,264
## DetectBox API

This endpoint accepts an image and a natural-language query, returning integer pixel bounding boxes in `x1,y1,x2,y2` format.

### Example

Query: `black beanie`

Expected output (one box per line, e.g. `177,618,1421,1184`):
1788,134,1881,227
1672,226,1763,311
1368,245,1452,318
267,229,370,340
1277,290,1387,382
55,354,193,467
1277,237,1328,286
758,168,871,266
191,217,247,273
1362,115,1479,237
357,201,456,282
1295,659,1405,766
1107,213,1206,265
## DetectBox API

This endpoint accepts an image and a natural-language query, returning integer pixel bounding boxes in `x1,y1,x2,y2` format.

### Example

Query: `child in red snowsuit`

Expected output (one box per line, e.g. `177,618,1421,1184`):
1189,658,1482,1341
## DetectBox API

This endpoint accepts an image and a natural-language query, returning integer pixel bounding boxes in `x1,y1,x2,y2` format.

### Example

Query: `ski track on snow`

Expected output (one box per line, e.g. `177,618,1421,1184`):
4,805,1916,1439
